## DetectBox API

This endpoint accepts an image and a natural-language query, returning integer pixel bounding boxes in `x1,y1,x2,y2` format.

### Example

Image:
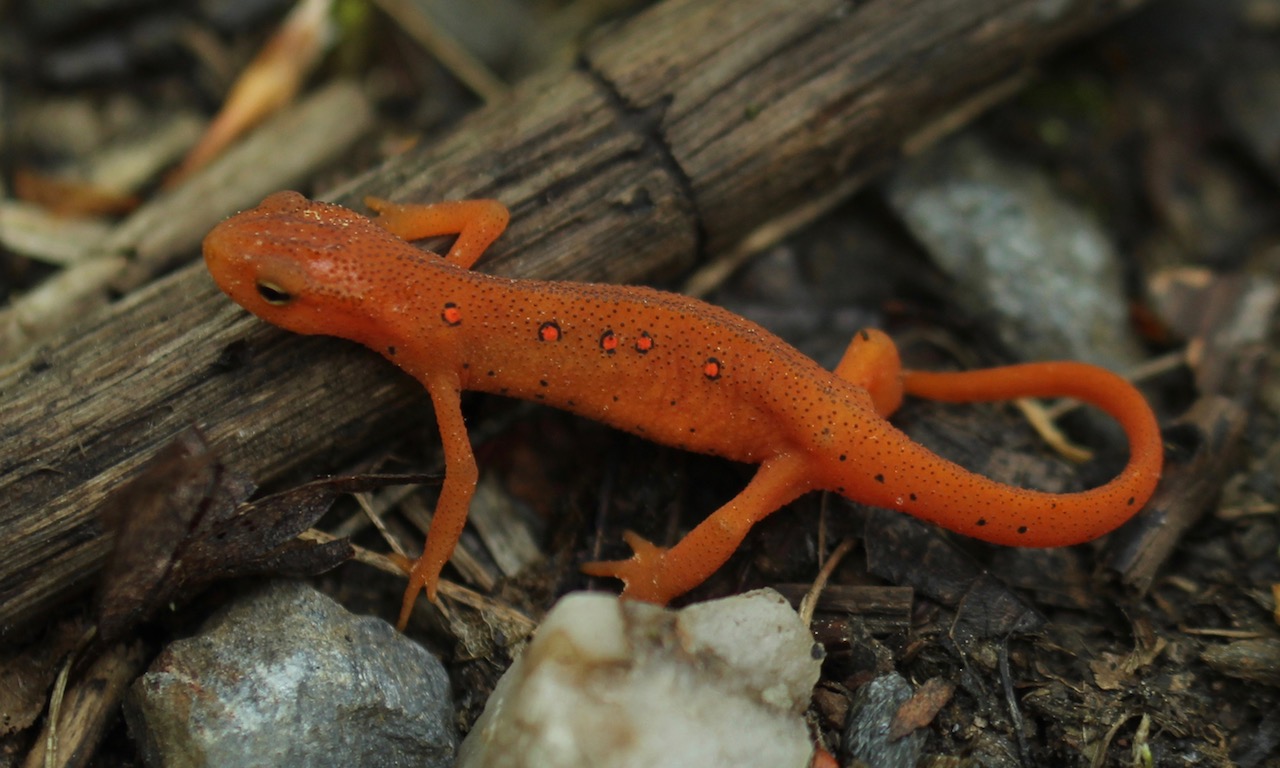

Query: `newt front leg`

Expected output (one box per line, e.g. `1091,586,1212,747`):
398,373,476,630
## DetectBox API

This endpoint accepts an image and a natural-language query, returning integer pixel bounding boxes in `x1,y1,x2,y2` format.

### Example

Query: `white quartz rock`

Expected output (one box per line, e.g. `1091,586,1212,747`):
457,589,822,768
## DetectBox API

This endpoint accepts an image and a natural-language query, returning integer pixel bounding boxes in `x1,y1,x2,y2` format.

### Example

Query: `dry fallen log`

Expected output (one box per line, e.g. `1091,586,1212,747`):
0,0,1151,637
773,585,914,637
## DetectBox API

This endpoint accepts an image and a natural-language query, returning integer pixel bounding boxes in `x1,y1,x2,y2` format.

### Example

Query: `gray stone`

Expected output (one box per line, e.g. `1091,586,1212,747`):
887,135,1143,370
124,581,456,768
842,673,926,768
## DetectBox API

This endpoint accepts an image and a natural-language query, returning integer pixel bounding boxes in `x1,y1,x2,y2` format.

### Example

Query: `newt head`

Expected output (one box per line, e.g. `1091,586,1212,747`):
203,191,401,345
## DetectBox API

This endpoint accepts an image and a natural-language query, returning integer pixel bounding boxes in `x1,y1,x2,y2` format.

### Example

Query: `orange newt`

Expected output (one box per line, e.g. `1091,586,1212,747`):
203,192,1164,629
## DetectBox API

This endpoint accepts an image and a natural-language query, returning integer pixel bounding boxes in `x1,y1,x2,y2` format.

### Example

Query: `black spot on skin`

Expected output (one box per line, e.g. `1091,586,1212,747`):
909,493,917,501
859,329,869,341
1127,497,1135,506
874,474,885,484
976,518,987,526
539,380,548,387
839,454,847,462
387,346,397,356
1017,526,1028,534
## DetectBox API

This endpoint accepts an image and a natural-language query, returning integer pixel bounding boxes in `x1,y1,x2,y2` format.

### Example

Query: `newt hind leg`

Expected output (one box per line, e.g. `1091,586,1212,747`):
833,329,905,418
582,454,811,604
364,197,510,269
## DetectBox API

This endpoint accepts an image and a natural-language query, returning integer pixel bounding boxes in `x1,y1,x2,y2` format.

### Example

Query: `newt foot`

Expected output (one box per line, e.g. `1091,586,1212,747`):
582,530,676,604
397,555,441,631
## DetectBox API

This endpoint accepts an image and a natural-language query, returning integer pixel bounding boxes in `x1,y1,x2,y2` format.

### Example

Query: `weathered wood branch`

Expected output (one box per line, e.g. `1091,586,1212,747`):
0,0,1150,637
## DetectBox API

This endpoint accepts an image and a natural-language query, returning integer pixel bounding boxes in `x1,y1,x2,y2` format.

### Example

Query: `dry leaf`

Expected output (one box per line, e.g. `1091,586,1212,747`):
888,677,955,741
94,426,434,642
166,0,335,185
95,427,247,642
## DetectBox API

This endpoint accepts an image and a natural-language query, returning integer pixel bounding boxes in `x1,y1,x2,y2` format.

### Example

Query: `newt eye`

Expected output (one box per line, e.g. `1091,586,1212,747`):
255,280,294,306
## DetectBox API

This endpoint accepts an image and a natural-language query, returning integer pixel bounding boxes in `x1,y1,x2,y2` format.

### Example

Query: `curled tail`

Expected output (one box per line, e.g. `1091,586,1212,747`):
893,362,1163,546
834,329,1163,546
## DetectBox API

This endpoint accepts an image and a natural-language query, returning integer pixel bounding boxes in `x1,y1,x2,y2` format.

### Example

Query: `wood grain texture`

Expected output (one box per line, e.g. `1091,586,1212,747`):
0,82,375,361
0,0,1149,637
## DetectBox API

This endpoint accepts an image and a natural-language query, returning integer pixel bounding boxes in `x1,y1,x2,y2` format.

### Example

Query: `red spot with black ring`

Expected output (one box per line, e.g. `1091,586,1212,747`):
538,321,562,342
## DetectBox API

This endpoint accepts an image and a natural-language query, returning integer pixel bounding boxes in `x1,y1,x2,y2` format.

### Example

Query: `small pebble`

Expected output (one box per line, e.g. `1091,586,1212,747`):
457,589,823,768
